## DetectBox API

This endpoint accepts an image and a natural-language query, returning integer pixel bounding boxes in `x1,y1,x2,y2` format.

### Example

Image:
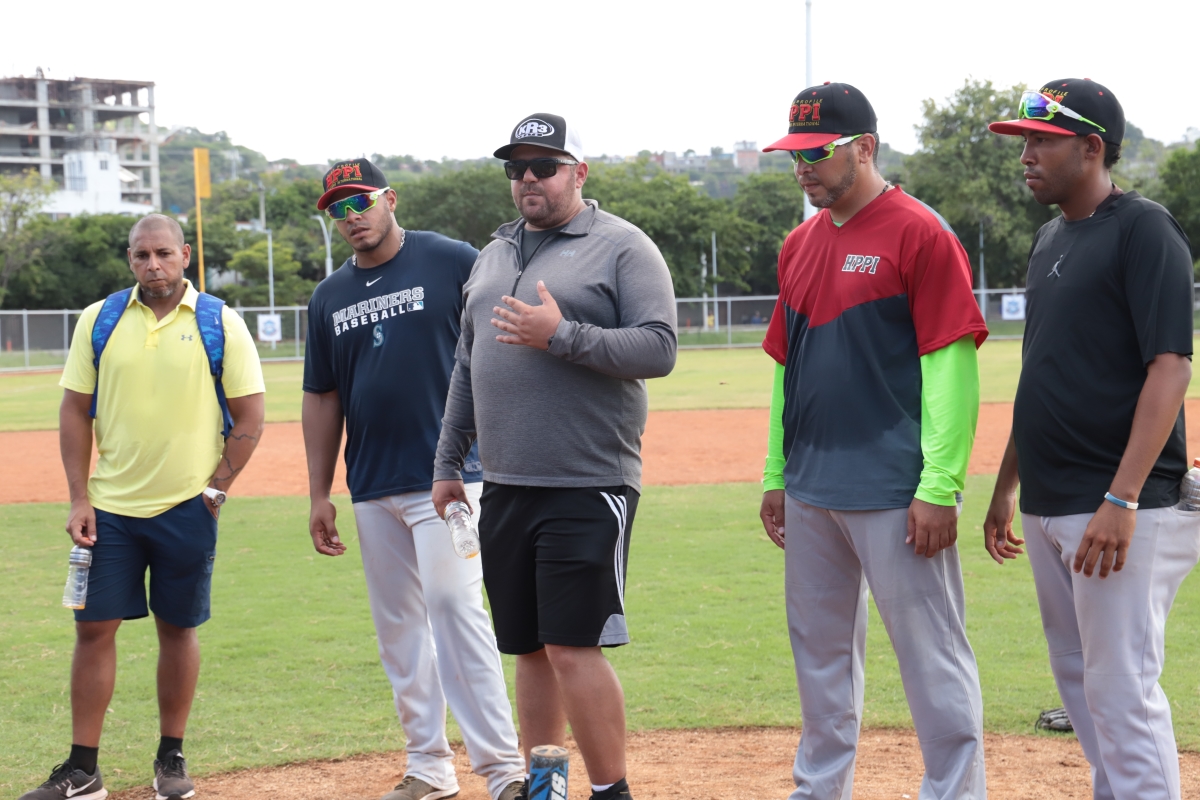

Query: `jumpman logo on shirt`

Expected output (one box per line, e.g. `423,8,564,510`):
1048,255,1064,278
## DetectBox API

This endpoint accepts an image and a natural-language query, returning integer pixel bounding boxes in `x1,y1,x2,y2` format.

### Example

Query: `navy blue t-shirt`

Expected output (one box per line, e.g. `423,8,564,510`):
303,230,482,503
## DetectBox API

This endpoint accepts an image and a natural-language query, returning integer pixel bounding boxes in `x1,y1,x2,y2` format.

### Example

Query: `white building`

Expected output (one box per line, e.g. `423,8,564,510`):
43,149,155,217
1,69,160,218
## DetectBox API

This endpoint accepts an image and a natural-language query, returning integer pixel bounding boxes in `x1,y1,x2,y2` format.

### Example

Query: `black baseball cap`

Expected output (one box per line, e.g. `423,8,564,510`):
494,113,585,162
989,78,1125,145
316,158,389,210
763,82,878,152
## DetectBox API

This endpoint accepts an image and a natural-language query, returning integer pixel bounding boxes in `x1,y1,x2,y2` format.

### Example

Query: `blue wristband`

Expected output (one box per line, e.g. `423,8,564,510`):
1104,491,1139,510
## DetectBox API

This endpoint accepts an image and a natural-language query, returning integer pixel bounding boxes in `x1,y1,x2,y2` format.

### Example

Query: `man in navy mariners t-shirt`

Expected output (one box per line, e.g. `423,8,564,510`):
302,159,525,800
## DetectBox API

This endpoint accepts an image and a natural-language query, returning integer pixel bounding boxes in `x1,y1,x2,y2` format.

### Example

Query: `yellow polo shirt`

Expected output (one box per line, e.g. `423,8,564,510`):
60,281,265,518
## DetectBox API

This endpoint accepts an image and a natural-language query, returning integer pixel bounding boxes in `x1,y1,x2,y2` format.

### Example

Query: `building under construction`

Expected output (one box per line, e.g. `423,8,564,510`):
0,69,160,215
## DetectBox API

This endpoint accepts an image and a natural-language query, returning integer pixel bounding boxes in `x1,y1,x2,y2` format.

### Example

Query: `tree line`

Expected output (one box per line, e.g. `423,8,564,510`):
2,79,1197,310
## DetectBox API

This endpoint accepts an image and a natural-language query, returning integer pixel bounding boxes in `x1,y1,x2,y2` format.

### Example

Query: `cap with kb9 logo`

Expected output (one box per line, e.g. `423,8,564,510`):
494,112,585,162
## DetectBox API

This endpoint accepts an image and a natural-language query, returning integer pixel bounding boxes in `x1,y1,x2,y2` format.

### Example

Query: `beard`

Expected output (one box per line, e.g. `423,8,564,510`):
352,225,388,252
140,276,183,299
517,185,574,228
809,159,858,209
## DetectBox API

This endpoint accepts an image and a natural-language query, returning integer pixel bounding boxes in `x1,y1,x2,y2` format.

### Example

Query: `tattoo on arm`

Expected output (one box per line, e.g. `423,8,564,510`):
227,431,260,443
212,455,245,483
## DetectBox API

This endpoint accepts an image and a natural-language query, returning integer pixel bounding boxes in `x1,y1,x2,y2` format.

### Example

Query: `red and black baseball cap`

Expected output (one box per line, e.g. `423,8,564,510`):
316,158,390,210
989,79,1125,145
763,82,878,152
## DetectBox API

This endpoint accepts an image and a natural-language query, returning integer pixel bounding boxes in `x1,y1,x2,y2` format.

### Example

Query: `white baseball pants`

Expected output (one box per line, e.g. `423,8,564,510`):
1023,506,1200,800
353,484,525,799
784,496,987,800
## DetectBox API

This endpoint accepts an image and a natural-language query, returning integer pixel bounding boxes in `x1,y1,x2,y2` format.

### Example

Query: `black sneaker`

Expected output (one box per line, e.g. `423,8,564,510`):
153,750,195,800
589,778,632,800
18,762,107,800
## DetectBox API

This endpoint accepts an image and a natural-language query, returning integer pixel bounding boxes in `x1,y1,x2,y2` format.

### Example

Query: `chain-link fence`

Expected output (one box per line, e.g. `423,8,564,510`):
676,295,776,349
5,286,1200,371
0,306,309,372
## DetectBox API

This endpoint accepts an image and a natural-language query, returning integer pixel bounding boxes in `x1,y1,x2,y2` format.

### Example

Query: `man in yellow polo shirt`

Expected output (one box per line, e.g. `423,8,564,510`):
20,214,265,800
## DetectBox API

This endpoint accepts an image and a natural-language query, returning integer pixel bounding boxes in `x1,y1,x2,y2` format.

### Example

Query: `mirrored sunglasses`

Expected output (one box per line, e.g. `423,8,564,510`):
326,187,391,220
789,134,863,165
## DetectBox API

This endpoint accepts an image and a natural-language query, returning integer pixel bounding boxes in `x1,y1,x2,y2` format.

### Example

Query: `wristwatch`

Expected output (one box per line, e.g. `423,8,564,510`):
203,486,227,507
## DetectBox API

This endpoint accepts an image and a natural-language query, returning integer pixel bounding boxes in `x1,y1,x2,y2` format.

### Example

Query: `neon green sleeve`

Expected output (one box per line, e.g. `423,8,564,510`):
915,335,979,506
763,361,786,491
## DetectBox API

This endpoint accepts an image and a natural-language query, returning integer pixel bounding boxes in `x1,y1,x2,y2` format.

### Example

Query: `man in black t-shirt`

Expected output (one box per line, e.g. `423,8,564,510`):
983,80,1199,799
303,160,525,800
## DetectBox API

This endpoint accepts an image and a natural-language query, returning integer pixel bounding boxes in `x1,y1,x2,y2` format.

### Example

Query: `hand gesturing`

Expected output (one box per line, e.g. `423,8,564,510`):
491,280,563,350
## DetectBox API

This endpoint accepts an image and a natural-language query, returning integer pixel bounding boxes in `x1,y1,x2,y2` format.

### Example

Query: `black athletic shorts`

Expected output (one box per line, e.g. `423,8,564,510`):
479,482,638,655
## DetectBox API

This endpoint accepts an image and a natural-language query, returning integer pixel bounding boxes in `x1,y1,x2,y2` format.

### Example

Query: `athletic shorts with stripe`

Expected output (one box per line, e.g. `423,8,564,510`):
479,483,638,655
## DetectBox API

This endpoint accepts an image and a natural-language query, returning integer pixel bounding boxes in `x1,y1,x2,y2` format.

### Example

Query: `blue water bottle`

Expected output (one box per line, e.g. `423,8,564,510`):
528,745,568,800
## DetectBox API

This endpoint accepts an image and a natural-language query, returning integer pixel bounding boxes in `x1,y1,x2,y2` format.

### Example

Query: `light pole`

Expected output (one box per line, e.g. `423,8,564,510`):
711,231,719,333
312,214,334,278
802,0,816,221
258,181,277,349
978,219,987,321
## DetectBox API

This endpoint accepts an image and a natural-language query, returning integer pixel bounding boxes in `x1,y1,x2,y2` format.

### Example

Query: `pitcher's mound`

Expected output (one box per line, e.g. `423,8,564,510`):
108,726,1200,799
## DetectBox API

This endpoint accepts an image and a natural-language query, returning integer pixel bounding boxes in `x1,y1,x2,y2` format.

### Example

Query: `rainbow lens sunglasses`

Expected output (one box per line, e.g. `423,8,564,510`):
503,158,579,180
325,187,392,220
789,134,863,165
1018,91,1106,133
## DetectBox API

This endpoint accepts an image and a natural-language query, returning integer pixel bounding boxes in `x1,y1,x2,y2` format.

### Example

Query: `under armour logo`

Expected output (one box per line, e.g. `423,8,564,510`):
180,334,194,341
1048,255,1064,278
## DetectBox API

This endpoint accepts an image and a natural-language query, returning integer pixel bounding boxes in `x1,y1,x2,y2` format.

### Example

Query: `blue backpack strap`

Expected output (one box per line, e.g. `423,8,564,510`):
194,292,234,439
89,287,135,419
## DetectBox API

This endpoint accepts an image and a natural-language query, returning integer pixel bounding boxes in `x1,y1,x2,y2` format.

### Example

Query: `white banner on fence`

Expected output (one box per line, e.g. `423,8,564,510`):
1001,294,1026,321
257,313,283,342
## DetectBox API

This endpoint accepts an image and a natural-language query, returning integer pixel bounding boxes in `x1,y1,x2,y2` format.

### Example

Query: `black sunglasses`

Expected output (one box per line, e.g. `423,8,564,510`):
503,158,579,180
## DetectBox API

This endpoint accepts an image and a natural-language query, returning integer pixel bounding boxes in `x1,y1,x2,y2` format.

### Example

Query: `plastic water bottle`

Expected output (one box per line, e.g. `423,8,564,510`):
1181,458,1200,511
444,501,481,559
62,546,92,609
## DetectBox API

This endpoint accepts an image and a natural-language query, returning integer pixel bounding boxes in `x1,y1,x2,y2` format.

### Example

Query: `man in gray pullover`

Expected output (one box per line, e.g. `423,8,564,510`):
432,113,676,800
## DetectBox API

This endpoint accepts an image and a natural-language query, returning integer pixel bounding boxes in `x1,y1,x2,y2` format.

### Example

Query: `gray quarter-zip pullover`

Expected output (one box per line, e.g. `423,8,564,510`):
433,200,677,491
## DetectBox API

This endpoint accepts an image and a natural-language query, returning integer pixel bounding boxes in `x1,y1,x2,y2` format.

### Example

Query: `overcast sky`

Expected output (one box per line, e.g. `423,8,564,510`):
6,0,1196,165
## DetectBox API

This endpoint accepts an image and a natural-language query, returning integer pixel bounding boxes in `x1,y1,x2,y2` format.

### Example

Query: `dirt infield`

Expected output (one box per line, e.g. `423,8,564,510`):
7,400,1200,505
105,727,1200,799
14,403,1200,797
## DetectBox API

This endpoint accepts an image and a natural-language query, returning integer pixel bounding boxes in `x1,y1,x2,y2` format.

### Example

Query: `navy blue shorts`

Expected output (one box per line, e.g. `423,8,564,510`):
76,494,219,629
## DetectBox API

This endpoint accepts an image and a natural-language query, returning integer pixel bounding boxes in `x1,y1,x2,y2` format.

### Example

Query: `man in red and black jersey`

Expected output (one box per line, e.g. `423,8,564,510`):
757,83,989,799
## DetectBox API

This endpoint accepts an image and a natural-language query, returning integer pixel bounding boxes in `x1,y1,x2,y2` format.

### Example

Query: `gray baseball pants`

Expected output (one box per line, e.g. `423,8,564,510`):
352,483,525,799
784,496,986,800
1023,506,1200,800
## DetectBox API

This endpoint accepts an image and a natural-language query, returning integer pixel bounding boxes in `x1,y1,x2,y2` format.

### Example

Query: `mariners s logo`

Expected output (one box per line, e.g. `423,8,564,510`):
373,323,384,348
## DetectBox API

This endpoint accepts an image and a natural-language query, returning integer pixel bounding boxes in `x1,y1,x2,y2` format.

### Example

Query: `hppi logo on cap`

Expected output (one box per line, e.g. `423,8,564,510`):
326,162,363,189
515,119,555,139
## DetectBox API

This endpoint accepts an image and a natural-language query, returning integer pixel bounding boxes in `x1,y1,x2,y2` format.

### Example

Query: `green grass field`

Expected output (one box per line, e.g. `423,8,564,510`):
2,483,1198,794
4,339,1200,794
10,337,1200,432
0,339,1027,432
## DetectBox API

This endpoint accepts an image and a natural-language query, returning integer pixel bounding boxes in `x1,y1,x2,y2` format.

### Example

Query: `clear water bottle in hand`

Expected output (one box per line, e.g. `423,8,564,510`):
444,501,481,559
63,545,92,609
1181,458,1200,511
